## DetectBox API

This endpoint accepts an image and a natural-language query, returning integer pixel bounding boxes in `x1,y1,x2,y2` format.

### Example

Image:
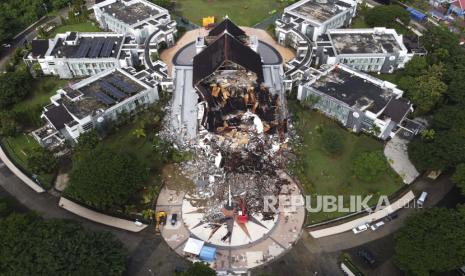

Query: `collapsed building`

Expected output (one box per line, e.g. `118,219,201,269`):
163,19,292,244
168,18,287,142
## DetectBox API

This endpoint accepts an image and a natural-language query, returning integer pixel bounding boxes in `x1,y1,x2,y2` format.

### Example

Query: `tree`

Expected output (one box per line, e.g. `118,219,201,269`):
0,213,126,275
403,56,428,77
74,130,100,155
407,65,447,114
394,207,465,275
0,111,18,137
179,262,216,276
365,6,410,29
446,69,465,104
27,147,58,175
0,68,33,108
321,128,344,156
452,164,465,195
420,26,459,54
352,151,389,182
66,146,148,209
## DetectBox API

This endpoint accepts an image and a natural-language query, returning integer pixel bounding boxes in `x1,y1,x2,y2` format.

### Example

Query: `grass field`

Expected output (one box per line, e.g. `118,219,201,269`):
175,0,286,26
2,135,54,188
289,100,403,223
49,21,101,37
12,77,68,129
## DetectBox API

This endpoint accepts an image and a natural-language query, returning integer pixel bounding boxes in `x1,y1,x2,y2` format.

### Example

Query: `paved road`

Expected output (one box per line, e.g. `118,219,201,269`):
0,7,70,71
0,161,188,275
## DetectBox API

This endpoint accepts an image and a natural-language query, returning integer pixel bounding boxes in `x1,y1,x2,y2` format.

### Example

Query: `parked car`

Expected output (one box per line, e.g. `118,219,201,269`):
417,191,428,207
384,212,399,221
352,223,369,234
357,249,376,265
457,265,465,275
171,213,178,226
370,221,385,231
2,43,11,48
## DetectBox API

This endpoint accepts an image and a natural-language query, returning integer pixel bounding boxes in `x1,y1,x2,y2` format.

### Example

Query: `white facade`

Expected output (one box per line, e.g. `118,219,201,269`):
276,0,357,43
93,0,177,45
25,32,125,79
33,68,164,146
315,28,413,73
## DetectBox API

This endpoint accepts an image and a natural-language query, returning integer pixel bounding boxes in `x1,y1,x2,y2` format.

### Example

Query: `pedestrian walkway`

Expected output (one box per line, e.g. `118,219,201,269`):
59,197,148,232
384,136,420,184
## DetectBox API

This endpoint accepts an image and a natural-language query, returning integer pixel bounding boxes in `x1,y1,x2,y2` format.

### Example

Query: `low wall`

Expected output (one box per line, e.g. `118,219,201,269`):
0,144,45,193
309,191,415,238
59,197,148,232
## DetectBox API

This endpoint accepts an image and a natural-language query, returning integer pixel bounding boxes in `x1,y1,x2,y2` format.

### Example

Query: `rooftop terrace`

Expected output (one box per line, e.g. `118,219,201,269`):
50,34,124,59
288,0,354,22
101,1,163,26
63,70,145,118
330,31,402,54
310,67,397,113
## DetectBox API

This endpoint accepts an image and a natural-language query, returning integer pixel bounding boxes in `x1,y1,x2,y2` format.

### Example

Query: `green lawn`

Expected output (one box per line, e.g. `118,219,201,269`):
175,0,286,26
289,100,403,224
49,21,101,37
12,77,68,129
351,16,369,28
1,135,54,188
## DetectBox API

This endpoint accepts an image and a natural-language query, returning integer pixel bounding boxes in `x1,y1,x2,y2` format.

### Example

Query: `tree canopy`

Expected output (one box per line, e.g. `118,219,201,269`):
394,207,465,275
178,262,216,276
0,211,126,275
66,146,148,209
27,147,58,175
0,68,33,109
365,6,410,29
452,164,465,196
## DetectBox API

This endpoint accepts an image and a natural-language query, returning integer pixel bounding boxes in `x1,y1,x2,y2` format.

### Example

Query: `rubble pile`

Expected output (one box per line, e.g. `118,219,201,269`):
160,68,296,227
197,70,287,135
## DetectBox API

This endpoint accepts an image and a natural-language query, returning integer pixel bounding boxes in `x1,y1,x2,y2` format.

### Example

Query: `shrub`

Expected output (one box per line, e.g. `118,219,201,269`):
321,128,344,156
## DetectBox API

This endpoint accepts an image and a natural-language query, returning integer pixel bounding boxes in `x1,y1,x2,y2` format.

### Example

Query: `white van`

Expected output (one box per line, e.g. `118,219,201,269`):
417,191,428,207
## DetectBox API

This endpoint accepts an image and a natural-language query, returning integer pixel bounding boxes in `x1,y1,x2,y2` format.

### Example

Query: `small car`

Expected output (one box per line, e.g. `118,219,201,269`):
370,221,385,231
416,191,428,207
385,212,399,221
357,249,376,265
171,213,178,226
352,223,369,234
2,43,11,48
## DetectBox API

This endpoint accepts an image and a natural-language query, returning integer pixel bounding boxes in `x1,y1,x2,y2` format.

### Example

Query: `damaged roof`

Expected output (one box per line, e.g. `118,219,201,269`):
192,33,264,85
208,18,246,39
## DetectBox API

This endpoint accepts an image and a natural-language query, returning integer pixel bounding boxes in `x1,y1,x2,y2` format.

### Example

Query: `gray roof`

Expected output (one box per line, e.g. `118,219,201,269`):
101,1,161,25
50,35,124,59
330,32,402,55
288,0,352,22
310,68,396,113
